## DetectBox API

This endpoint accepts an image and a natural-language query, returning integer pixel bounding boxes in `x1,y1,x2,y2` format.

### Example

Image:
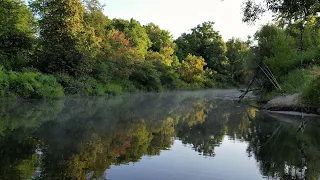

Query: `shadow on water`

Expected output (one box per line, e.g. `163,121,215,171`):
0,90,320,179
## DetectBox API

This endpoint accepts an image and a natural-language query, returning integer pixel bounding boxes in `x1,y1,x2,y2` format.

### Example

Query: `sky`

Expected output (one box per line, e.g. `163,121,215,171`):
101,0,274,41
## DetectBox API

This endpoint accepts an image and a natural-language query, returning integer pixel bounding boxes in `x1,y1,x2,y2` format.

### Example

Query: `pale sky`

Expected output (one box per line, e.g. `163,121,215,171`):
101,0,273,41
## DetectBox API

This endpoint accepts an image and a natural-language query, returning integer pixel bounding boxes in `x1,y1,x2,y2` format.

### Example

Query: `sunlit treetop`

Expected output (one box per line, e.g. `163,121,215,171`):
242,0,320,23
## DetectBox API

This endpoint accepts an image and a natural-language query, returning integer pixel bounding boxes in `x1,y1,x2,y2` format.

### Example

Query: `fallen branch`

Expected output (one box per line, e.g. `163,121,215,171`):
238,88,261,93
238,73,257,103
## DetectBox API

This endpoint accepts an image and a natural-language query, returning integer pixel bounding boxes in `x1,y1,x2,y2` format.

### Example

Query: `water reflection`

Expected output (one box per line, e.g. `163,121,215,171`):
0,90,320,180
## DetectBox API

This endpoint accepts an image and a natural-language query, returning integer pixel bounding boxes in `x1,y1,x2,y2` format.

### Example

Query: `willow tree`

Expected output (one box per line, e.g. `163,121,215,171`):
30,0,92,76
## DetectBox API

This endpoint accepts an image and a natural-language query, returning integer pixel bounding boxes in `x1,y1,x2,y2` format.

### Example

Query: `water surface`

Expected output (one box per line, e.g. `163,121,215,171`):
1,89,320,180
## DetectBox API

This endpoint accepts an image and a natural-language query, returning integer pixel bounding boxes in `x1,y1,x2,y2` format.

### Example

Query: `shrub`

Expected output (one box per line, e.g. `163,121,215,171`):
0,66,9,96
0,68,64,99
203,78,215,88
85,78,123,96
55,73,124,96
105,83,123,95
160,68,181,89
118,80,138,92
279,68,314,94
302,77,320,107
179,55,206,83
130,62,162,92
55,74,94,95
34,74,65,98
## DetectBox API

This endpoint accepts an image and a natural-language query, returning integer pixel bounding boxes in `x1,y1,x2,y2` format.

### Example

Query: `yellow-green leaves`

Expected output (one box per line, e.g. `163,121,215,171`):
180,55,206,83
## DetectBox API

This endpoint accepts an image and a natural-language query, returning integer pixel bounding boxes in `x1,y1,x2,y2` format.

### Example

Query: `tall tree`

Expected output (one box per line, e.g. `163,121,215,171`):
175,22,228,74
30,0,92,76
0,0,35,69
144,23,175,52
109,18,152,56
226,38,250,85
242,0,320,23
83,0,110,42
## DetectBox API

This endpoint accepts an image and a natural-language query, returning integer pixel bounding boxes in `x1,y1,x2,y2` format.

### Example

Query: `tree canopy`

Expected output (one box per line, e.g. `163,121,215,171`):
0,0,35,69
242,0,320,23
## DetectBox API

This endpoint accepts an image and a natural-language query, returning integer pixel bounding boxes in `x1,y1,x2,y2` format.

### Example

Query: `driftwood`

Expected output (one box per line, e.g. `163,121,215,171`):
238,71,258,103
238,60,281,103
238,88,261,93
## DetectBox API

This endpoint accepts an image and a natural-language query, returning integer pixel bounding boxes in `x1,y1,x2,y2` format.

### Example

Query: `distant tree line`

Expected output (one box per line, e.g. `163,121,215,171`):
0,0,251,98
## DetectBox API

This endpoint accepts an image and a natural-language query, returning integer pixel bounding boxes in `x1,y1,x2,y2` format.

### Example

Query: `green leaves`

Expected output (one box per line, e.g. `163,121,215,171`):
144,23,175,52
175,22,228,74
242,0,320,23
109,19,152,56
226,38,251,86
180,55,206,83
30,0,93,76
0,0,35,70
0,68,64,99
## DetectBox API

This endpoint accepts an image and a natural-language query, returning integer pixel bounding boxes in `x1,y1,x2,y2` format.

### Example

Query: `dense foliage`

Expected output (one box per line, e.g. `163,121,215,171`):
0,0,253,99
244,18,320,106
1,0,320,108
242,0,320,23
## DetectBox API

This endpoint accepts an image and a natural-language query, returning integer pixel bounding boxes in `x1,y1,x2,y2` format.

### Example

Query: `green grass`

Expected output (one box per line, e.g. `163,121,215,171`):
277,66,320,107
302,76,320,107
279,66,320,94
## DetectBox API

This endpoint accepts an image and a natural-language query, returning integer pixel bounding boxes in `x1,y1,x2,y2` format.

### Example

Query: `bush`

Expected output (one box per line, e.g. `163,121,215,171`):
203,78,215,88
105,83,123,95
91,62,111,83
0,68,64,99
55,73,124,96
160,68,182,89
263,30,298,78
118,80,138,92
302,77,320,107
279,68,314,94
84,77,105,96
34,74,65,98
0,66,9,96
130,62,163,92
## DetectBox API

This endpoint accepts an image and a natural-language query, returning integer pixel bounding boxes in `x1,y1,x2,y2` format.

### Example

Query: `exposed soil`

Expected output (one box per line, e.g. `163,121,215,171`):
264,93,320,116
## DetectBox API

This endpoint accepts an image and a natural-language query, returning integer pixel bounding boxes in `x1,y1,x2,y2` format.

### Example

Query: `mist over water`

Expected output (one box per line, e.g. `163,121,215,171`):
0,89,319,180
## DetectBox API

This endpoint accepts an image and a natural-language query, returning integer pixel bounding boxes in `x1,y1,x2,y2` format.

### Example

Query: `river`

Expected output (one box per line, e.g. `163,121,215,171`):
0,89,319,180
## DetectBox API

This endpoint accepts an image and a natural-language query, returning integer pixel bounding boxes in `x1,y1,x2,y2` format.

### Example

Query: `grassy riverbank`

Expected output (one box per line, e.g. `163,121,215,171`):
260,66,320,109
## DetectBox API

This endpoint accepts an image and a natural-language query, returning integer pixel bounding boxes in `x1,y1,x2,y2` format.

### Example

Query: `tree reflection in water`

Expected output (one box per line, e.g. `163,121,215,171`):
0,92,320,179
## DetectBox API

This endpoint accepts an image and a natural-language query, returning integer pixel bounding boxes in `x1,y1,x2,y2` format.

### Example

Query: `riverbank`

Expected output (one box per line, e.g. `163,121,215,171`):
263,93,320,116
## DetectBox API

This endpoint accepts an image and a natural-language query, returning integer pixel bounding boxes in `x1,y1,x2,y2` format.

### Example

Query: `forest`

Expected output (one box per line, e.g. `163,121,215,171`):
0,0,320,107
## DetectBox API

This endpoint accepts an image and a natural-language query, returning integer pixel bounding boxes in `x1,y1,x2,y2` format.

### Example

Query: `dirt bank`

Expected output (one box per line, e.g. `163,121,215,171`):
264,93,320,116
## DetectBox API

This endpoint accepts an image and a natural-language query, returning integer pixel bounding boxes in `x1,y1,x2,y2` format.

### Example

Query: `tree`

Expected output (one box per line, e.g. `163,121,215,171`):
226,38,250,85
175,22,228,74
144,23,175,52
83,0,110,49
242,0,320,23
109,18,152,56
30,0,92,76
180,55,206,83
0,0,35,69
104,30,144,80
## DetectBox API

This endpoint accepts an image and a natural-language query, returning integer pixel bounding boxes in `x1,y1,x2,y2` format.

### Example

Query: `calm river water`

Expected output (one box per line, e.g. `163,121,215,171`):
1,89,319,180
